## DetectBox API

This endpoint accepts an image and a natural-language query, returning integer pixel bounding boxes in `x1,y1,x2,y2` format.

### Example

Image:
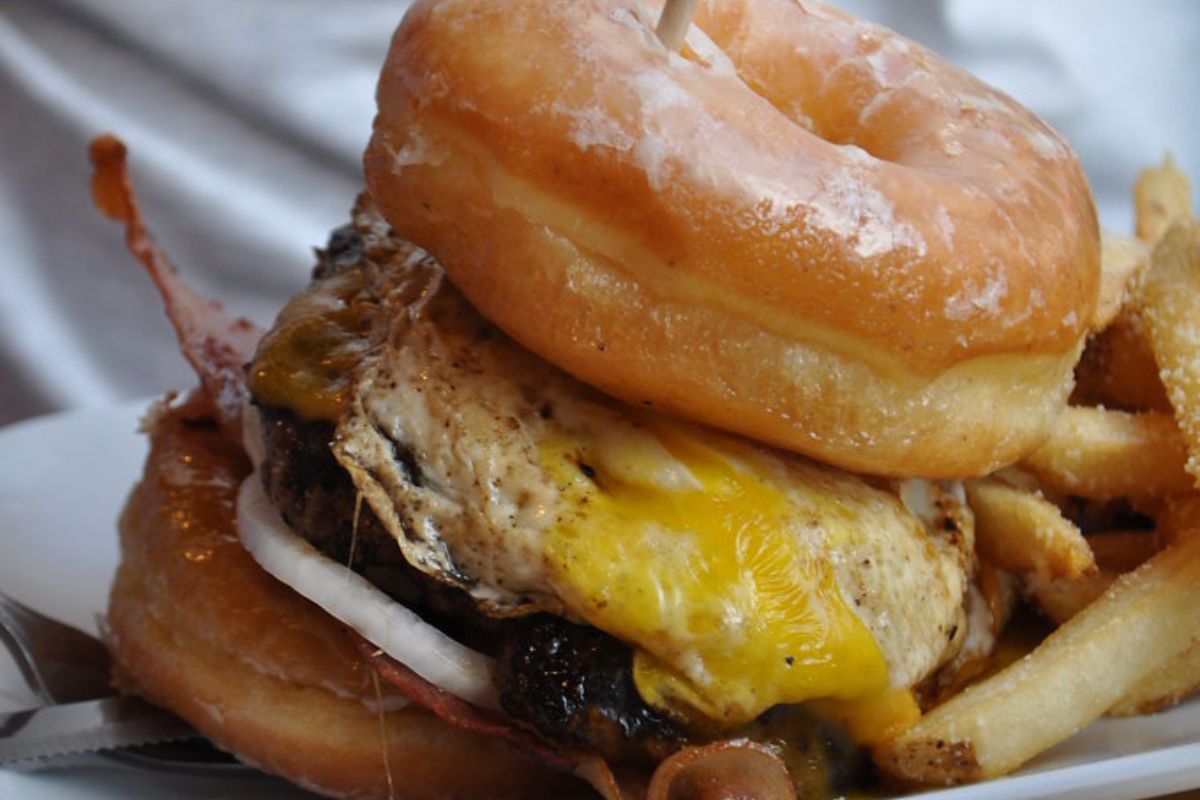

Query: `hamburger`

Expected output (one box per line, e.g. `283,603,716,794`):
96,1,1100,798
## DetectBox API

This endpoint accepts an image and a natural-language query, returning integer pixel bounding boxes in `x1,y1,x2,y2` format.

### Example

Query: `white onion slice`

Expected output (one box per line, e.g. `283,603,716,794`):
236,475,499,709
240,403,266,470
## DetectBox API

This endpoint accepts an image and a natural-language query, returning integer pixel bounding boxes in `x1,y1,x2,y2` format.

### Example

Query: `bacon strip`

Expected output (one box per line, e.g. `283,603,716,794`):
353,634,635,799
355,633,797,800
89,134,262,436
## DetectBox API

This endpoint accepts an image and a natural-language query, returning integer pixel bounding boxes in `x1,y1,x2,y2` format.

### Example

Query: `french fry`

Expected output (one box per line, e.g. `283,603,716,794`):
1092,231,1150,333
1030,531,1182,713
1025,569,1115,626
1140,219,1200,482
1105,493,1200,716
1154,493,1200,546
965,479,1094,580
882,161,1199,788
1020,406,1192,499
1023,522,1171,698
1073,312,1171,412
1109,641,1200,717
1026,533,1157,625
1086,530,1161,572
875,529,1200,784
1135,155,1193,244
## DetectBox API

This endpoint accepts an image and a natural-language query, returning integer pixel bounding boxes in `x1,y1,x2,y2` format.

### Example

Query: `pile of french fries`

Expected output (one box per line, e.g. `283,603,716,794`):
876,159,1200,785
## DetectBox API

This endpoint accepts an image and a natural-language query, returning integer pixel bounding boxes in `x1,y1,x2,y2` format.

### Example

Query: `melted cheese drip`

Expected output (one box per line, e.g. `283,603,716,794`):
808,688,921,745
248,267,375,421
541,419,888,724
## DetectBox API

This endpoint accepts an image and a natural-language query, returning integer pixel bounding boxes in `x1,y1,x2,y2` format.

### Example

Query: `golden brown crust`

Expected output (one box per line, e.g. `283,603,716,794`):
107,405,584,799
365,0,1098,477
873,738,982,787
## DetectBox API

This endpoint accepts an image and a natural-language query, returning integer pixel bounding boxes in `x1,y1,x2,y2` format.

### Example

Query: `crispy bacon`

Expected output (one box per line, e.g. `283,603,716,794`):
355,634,796,800
354,635,636,799
89,134,262,437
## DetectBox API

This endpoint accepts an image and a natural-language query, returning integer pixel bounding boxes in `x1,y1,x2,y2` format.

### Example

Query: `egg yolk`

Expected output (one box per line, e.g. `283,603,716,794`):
541,416,889,725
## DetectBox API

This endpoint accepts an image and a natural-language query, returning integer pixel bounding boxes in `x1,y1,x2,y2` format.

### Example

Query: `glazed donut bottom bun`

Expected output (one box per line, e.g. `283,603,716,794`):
106,403,585,800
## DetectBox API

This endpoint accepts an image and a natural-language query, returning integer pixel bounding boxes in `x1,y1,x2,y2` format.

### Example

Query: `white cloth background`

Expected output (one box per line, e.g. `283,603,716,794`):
1,0,1197,426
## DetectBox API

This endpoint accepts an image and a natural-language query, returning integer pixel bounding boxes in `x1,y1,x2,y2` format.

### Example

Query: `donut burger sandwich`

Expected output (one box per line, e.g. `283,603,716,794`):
93,1,1099,798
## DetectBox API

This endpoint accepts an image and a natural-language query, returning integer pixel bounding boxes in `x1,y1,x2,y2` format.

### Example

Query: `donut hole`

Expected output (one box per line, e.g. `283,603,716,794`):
675,7,921,167
687,7,936,169
755,57,920,167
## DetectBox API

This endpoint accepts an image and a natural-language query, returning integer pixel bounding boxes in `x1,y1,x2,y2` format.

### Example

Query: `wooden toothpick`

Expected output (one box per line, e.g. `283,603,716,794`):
656,0,699,52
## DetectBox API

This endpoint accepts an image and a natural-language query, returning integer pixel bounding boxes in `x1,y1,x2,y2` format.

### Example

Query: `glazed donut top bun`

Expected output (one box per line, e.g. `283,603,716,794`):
365,0,1099,478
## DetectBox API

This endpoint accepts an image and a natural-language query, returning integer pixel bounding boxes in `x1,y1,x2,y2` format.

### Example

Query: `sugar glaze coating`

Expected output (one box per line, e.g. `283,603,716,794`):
365,0,1099,477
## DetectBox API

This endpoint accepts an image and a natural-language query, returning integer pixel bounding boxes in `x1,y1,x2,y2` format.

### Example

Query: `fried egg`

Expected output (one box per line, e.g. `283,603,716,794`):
291,207,974,726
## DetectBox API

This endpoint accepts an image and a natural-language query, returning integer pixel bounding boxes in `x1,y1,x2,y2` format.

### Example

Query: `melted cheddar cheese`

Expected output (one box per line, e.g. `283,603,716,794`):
248,267,375,422
541,418,889,724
